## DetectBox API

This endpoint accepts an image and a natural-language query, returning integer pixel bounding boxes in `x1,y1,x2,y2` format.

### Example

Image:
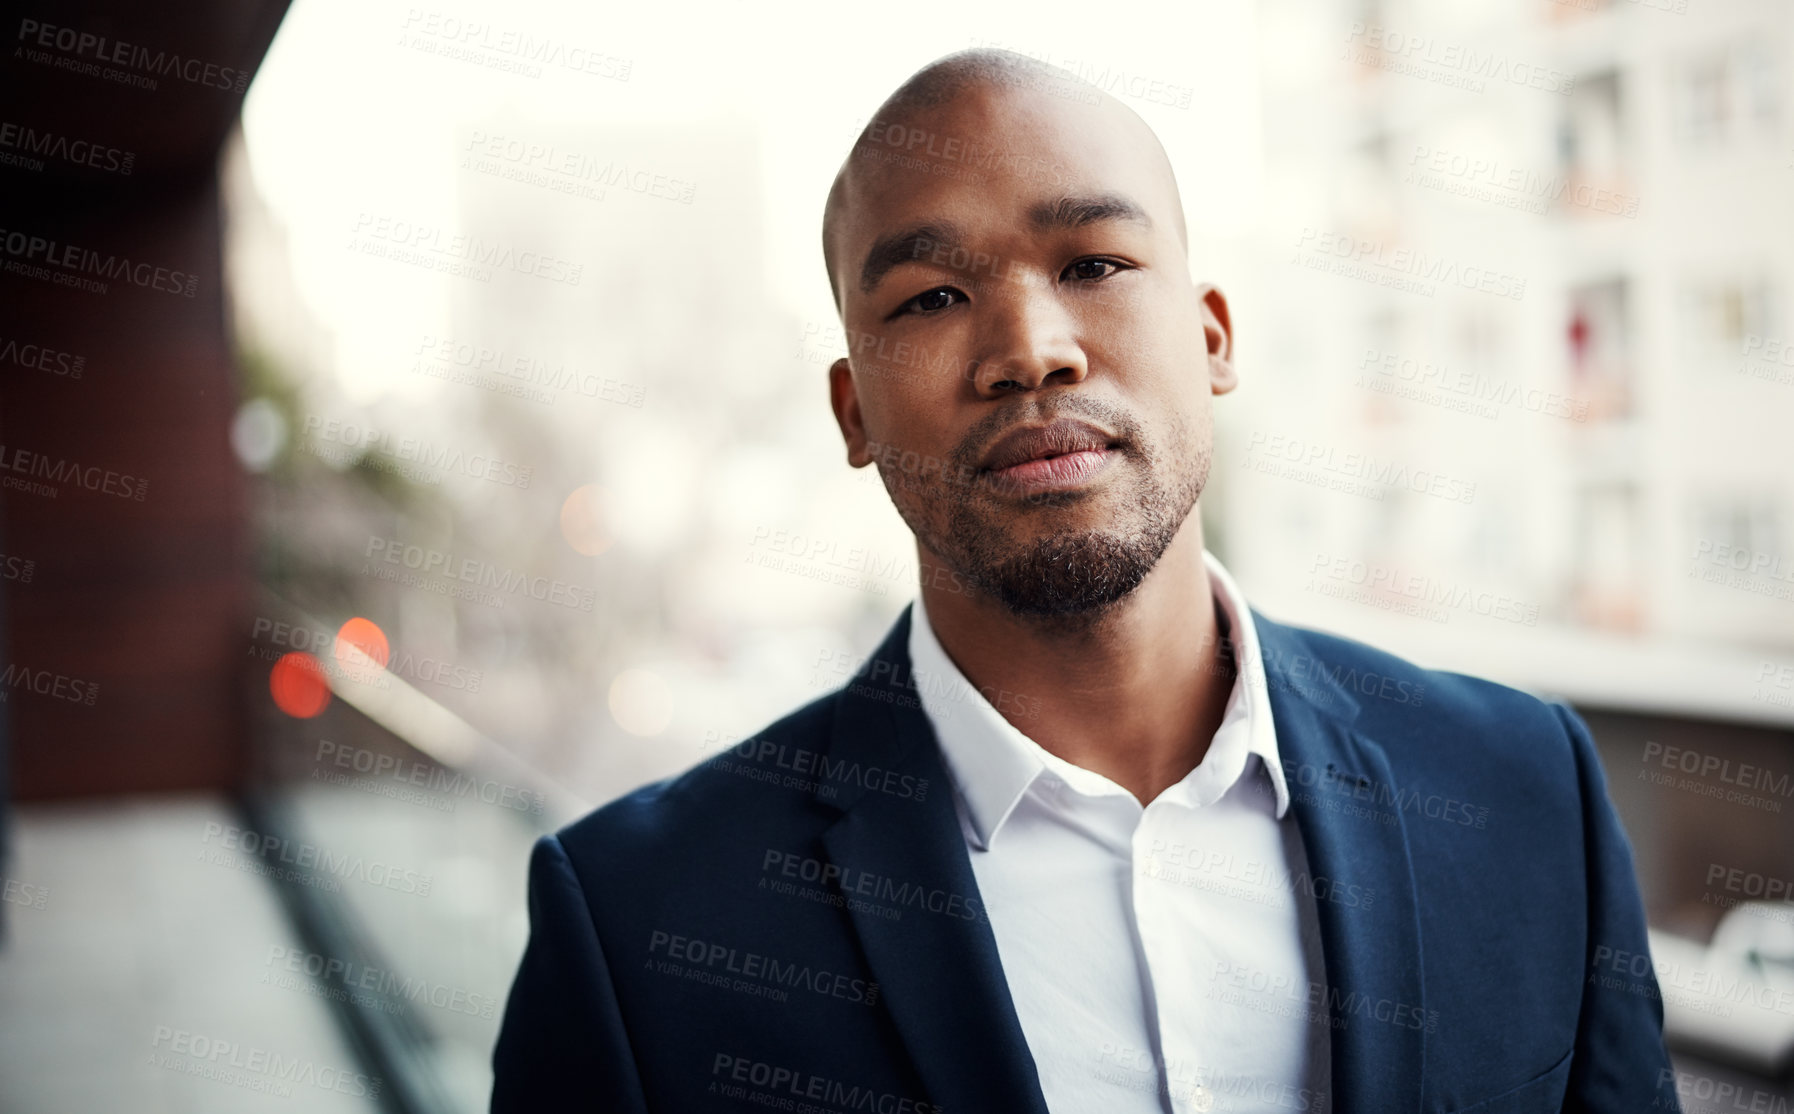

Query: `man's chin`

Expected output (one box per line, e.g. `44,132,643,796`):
966,531,1161,619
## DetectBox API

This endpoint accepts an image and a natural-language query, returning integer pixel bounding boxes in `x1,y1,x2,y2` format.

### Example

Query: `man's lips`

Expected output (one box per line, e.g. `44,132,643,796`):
985,448,1114,491
978,418,1118,473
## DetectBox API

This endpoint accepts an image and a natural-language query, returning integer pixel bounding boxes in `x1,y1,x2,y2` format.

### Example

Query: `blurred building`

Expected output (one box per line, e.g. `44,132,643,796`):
221,110,902,806
1238,0,1794,724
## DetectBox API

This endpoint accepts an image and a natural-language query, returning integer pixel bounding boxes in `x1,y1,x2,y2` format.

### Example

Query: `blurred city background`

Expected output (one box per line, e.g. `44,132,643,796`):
3,0,1793,1109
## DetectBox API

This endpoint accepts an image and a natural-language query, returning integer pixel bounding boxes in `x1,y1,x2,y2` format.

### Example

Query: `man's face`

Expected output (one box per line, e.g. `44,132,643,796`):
827,84,1234,619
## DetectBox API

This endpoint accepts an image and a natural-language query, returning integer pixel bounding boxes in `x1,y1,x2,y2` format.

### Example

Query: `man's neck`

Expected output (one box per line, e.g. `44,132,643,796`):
918,524,1236,807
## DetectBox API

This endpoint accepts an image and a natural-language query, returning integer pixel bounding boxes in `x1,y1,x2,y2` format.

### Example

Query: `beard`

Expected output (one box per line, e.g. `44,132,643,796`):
878,398,1208,622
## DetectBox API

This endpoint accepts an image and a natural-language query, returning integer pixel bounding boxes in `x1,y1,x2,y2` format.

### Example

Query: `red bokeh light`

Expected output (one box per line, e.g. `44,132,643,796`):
334,617,390,669
270,652,331,718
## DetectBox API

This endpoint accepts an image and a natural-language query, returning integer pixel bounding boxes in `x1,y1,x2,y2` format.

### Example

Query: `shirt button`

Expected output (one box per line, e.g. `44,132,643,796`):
1190,1085,1214,1113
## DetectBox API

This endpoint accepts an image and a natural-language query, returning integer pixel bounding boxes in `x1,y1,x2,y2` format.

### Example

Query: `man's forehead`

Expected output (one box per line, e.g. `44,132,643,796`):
856,86,1158,190
825,75,1186,308
853,107,1170,220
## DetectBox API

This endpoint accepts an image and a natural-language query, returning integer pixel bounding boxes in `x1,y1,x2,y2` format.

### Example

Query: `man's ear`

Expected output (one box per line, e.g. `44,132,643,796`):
1198,284,1237,396
829,357,872,467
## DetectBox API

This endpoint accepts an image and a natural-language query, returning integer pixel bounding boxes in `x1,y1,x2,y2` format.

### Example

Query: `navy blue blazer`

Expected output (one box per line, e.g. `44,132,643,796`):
492,605,1678,1113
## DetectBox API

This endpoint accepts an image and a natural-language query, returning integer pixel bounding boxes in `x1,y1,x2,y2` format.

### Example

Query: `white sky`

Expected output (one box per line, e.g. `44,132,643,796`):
242,0,1266,399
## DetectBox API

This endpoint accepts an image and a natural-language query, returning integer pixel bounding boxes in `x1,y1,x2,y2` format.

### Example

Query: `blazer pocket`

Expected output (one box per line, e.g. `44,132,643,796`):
1443,1047,1575,1114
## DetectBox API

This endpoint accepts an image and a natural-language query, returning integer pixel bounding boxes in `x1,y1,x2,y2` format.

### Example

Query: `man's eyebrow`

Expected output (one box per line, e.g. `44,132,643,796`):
1027,193,1153,233
859,222,963,296
854,196,1149,297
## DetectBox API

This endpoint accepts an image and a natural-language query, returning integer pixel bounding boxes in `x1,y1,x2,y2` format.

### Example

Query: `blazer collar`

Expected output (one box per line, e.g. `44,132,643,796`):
811,602,1426,1114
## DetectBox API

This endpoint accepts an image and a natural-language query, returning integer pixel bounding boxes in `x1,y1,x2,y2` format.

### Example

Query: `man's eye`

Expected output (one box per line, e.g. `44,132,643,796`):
1065,258,1121,282
896,287,963,317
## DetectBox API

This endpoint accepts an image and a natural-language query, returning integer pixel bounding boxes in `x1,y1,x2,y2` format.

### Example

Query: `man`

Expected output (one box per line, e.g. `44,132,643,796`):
493,49,1678,1113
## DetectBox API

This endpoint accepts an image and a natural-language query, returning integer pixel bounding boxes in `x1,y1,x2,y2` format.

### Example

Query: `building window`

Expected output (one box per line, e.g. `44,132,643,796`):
1566,278,1633,421
1572,483,1644,632
1559,71,1626,202
1680,274,1776,370
1672,39,1782,149
1694,495,1785,573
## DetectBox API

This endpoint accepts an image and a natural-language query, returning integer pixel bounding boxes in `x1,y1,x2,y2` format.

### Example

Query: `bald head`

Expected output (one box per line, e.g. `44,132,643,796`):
822,48,1189,314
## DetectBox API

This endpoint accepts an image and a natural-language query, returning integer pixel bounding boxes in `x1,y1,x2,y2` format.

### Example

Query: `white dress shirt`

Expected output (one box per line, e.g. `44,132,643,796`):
908,551,1332,1114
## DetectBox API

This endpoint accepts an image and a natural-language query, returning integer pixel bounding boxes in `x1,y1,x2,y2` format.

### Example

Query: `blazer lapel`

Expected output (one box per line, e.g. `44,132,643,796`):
815,604,1051,1114
1255,612,1427,1112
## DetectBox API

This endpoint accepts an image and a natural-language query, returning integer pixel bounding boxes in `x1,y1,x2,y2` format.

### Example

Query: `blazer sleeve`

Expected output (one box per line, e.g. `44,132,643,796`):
1553,703,1681,1113
491,833,650,1113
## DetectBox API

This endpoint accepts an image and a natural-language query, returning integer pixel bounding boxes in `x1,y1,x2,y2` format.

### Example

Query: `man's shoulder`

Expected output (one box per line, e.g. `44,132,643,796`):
1261,613,1564,726
552,686,848,880
1256,612,1581,790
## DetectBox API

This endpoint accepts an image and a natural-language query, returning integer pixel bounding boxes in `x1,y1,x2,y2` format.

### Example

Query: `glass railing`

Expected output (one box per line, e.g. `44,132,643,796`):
242,591,588,1113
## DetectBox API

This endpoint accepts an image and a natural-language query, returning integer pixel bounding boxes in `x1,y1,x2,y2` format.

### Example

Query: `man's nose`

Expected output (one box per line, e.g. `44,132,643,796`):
968,280,1089,395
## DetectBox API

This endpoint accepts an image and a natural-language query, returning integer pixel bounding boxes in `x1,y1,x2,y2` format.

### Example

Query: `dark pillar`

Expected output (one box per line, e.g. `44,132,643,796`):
0,1,292,798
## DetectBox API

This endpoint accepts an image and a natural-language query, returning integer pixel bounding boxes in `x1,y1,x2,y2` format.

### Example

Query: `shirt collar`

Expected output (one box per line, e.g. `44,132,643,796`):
907,549,1290,851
